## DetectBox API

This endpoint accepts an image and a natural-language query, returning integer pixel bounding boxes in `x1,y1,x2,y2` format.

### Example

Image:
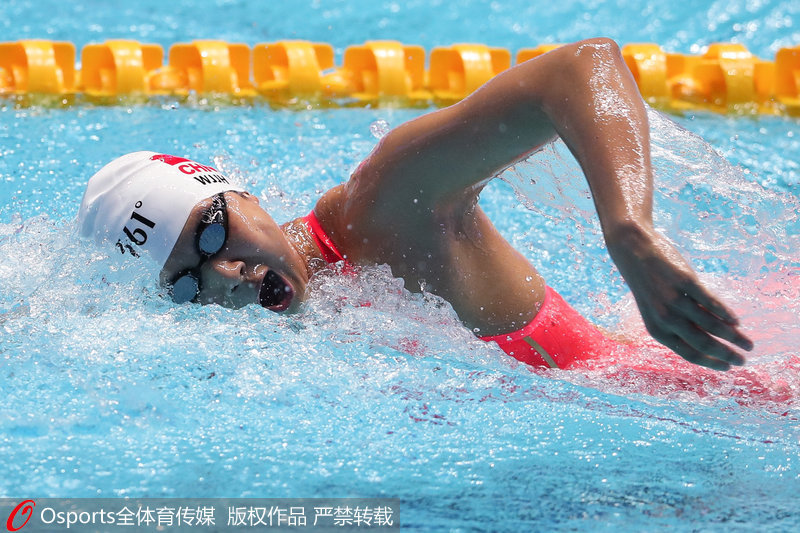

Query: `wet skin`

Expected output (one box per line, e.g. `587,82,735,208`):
161,38,753,371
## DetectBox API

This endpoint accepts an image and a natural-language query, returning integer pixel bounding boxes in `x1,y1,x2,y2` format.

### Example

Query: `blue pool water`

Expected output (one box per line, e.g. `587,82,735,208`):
2,1,800,531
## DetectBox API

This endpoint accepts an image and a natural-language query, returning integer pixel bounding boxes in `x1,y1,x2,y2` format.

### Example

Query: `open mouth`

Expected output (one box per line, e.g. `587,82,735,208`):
259,270,294,312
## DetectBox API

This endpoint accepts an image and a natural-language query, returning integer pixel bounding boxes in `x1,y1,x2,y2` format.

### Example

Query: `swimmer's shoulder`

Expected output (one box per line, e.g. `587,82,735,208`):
312,176,411,261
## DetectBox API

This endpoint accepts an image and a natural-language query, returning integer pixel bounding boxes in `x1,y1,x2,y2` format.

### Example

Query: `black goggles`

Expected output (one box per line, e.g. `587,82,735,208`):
169,192,229,304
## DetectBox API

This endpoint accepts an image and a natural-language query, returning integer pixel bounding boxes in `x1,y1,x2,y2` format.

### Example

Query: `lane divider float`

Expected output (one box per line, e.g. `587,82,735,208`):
0,39,799,115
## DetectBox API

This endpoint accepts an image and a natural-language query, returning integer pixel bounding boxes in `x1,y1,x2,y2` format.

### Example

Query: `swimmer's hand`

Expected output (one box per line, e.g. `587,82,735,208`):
607,224,754,371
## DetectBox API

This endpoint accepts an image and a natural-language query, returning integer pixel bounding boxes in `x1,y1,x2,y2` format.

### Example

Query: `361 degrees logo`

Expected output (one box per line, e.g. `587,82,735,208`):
6,500,35,532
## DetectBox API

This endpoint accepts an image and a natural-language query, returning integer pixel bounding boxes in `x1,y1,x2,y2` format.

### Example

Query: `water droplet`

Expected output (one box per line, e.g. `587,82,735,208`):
370,119,390,139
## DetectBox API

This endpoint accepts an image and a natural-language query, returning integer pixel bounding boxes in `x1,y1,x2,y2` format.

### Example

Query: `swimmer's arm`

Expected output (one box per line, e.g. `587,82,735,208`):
354,37,752,369
519,41,756,371
509,40,755,370
353,37,658,225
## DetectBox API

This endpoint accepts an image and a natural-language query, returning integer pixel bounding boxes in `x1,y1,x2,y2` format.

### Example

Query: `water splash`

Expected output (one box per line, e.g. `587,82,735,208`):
498,107,800,408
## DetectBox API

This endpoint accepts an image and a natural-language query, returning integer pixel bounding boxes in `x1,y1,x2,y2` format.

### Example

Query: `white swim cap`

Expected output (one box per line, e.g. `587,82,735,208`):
77,151,244,268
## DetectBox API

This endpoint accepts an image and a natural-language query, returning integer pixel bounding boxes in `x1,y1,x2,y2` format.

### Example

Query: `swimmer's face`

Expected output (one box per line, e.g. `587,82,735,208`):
160,191,309,312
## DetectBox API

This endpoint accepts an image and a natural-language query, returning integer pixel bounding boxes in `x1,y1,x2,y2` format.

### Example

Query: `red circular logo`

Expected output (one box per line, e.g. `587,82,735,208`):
6,500,35,532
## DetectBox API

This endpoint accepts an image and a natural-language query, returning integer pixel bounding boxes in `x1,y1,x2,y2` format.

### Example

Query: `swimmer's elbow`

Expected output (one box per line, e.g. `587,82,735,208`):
572,37,621,55
511,38,627,104
563,37,624,74
529,37,631,109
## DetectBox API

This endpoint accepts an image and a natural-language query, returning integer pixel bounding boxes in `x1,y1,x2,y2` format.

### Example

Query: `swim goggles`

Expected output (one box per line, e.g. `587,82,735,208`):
168,192,228,304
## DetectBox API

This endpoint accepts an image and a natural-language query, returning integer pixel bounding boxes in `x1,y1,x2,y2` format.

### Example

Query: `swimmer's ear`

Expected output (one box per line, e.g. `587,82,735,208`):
237,191,260,204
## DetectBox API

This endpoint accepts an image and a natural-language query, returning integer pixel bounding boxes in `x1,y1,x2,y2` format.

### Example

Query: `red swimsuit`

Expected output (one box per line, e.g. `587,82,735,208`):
478,285,625,369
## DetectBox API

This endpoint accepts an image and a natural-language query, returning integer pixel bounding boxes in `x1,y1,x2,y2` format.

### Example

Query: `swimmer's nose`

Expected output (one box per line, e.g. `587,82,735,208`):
207,259,248,291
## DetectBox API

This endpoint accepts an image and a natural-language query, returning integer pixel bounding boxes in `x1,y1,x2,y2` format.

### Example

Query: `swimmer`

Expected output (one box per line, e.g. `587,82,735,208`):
78,38,753,371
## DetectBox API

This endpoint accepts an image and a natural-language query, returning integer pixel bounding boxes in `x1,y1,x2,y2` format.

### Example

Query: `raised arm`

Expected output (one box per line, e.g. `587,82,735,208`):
351,37,752,369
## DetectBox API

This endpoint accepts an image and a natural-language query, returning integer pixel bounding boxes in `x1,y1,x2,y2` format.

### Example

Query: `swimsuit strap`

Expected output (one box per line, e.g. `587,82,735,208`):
303,210,347,265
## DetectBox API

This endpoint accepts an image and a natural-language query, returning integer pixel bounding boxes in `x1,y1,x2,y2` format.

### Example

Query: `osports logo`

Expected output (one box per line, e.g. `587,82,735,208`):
6,500,35,531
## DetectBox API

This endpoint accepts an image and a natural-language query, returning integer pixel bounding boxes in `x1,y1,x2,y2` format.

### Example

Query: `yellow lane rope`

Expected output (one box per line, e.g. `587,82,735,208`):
1,39,798,115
